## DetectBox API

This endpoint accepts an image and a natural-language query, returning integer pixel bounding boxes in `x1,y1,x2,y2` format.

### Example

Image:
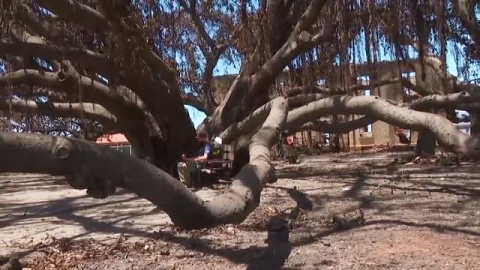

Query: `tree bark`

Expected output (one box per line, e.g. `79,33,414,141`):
285,95,480,157
0,97,287,229
204,0,333,135
216,93,327,172
454,0,480,57
11,0,199,173
291,116,377,134
416,131,436,156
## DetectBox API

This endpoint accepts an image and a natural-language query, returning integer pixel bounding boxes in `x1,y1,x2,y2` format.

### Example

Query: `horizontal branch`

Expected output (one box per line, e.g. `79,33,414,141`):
0,98,116,124
408,91,480,110
36,0,110,31
286,95,480,157
0,98,287,229
219,94,322,143
0,41,110,75
182,93,208,115
0,69,142,113
249,0,332,95
219,100,275,144
285,78,402,97
35,0,178,89
0,69,164,136
15,2,66,42
292,116,377,134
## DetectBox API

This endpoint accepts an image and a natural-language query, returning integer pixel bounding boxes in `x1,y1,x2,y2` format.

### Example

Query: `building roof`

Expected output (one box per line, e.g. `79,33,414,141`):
96,133,130,145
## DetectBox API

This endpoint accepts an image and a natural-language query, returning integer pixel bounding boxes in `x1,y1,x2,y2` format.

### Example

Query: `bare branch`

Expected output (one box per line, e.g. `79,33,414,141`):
294,0,329,32
15,2,64,41
286,95,480,157
292,116,377,134
285,78,402,97
34,0,178,91
0,69,125,105
0,40,110,75
249,0,333,94
182,93,208,114
0,98,117,124
408,91,480,110
219,100,276,144
0,69,161,135
219,94,324,143
35,0,110,31
178,0,216,50
454,0,480,48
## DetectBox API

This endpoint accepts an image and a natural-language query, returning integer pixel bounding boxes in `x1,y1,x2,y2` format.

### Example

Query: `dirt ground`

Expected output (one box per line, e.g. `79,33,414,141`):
0,152,479,269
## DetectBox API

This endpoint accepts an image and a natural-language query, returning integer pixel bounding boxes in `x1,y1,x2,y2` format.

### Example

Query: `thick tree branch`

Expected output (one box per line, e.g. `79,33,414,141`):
454,0,480,48
0,69,162,137
286,95,480,157
285,78,402,97
0,98,117,124
206,97,287,223
182,93,208,115
15,1,64,41
35,0,110,31
0,69,132,109
292,116,377,134
0,98,287,229
0,131,210,228
34,0,178,92
249,0,332,95
219,100,276,144
219,94,324,143
0,40,110,75
408,90,480,110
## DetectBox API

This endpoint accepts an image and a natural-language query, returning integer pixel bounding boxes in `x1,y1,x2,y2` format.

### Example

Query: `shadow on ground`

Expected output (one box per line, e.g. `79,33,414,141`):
1,153,479,269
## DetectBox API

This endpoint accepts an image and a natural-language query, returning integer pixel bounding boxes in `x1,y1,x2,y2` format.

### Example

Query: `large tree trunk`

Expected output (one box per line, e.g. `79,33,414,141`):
416,131,436,156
